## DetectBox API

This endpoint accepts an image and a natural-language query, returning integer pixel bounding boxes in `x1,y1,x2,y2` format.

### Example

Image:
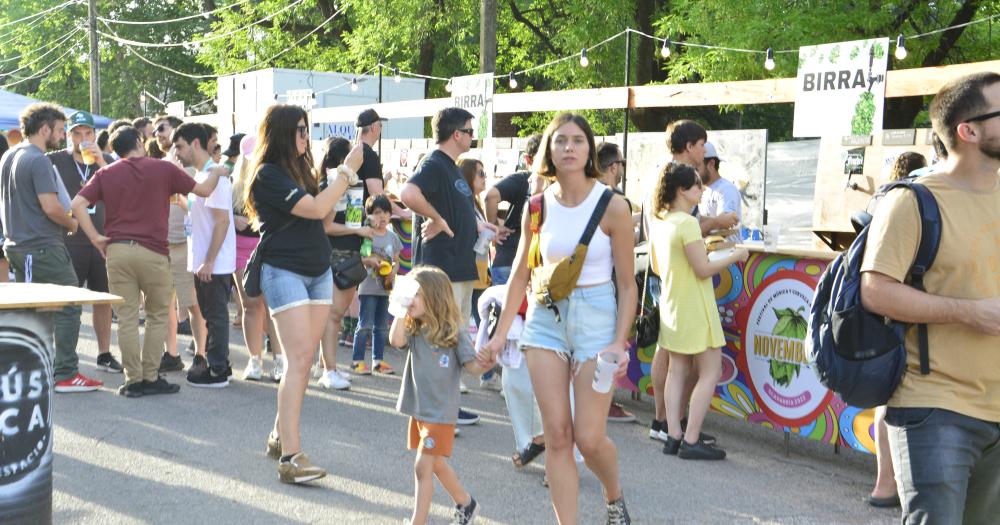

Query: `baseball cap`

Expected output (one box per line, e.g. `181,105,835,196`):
67,111,95,131
356,108,387,128
704,141,722,161
222,133,246,157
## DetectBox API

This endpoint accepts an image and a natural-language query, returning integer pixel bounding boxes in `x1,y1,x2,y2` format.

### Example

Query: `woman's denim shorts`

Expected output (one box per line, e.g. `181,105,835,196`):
261,263,333,315
518,281,617,364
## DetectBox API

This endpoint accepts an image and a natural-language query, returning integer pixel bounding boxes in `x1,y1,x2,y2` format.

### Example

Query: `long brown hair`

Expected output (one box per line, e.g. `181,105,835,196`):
403,266,462,349
457,158,485,216
653,161,700,218
535,113,603,180
244,105,316,226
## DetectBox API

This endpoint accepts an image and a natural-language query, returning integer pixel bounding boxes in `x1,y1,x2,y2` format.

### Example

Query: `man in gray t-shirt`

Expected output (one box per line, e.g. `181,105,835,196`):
0,103,101,392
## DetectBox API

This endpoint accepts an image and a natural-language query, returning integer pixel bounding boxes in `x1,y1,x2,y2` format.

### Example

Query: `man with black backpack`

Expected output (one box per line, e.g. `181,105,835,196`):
860,72,1000,523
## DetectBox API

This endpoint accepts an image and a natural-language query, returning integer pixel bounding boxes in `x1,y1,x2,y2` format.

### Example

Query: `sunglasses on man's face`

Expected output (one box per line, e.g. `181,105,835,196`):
457,128,475,136
964,109,1000,123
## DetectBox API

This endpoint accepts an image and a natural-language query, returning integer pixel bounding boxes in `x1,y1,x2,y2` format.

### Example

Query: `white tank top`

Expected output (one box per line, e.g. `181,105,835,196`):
539,182,614,286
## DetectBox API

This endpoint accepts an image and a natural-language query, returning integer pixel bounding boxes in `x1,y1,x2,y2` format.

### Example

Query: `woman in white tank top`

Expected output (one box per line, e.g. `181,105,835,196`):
482,113,637,525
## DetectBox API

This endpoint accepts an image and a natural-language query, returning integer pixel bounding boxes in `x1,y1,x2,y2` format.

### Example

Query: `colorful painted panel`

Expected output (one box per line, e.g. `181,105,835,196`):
621,253,876,454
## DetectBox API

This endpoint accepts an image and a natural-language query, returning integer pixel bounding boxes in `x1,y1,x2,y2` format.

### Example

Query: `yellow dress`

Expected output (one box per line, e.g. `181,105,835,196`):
650,212,725,354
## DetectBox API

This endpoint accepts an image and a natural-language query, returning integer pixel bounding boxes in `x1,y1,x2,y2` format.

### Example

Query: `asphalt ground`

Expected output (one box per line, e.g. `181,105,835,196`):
50,306,897,524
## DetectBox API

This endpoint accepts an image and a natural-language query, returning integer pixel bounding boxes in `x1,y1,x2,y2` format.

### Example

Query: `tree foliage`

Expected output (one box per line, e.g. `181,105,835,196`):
1,0,998,135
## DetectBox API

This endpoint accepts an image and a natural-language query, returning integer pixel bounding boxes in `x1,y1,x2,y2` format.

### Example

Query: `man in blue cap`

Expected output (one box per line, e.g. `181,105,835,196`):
49,110,122,374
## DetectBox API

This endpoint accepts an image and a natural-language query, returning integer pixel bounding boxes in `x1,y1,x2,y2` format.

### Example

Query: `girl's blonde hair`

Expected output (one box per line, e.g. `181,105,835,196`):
404,266,462,349
231,153,254,212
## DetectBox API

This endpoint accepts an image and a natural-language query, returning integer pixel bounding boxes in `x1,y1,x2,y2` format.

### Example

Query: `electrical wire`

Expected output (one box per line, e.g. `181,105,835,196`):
311,64,380,95
0,0,81,31
909,12,1000,39
97,0,253,26
0,44,78,89
0,9,50,47
97,0,308,48
0,28,83,77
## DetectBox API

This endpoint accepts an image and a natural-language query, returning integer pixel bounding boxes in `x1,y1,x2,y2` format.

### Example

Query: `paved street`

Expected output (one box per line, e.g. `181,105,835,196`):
52,306,896,524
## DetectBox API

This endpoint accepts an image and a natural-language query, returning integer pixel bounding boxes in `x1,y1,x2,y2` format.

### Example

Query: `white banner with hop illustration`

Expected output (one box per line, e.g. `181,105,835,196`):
451,73,494,140
793,38,889,138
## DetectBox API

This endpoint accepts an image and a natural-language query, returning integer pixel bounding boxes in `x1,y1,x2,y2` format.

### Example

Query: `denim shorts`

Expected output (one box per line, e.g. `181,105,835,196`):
518,281,617,363
261,263,333,314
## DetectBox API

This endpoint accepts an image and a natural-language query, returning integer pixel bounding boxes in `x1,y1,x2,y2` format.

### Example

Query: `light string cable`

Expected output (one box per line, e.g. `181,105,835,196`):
97,0,309,48
0,0,82,31
310,63,380,96
0,11,50,52
97,0,253,25
107,1,349,80
0,20,77,65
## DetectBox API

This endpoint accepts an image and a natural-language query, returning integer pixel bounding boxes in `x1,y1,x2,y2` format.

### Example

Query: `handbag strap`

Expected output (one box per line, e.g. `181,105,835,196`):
258,216,298,253
577,189,614,248
638,200,651,316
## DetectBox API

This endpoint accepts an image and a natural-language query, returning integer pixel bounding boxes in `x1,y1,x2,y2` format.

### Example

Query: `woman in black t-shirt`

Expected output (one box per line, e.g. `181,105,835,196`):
244,104,363,485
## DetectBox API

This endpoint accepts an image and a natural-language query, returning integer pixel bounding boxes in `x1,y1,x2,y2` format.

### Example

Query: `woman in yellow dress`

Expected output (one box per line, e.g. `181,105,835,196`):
650,161,748,460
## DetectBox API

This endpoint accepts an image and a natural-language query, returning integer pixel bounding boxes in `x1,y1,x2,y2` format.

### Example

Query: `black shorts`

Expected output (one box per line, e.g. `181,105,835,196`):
67,242,109,293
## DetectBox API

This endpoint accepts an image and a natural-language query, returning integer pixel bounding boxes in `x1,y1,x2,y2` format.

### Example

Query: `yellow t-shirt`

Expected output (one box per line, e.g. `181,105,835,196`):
860,173,1000,423
650,212,725,354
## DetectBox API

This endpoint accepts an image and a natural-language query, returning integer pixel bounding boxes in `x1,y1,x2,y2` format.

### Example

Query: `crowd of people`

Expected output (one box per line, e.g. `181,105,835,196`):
0,71,998,525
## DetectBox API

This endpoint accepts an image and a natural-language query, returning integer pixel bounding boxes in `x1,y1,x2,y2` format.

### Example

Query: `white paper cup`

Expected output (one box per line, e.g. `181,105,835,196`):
592,351,620,393
388,277,420,317
763,224,780,252
474,229,496,255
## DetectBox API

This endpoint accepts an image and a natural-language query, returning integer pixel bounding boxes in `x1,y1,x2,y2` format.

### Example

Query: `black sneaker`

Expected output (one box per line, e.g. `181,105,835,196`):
606,495,631,525
451,496,477,525
187,366,230,388
189,354,208,373
681,417,716,445
457,408,480,426
142,376,181,395
678,440,726,460
96,352,123,373
662,436,680,455
159,353,185,373
176,318,192,335
118,382,144,398
649,419,665,441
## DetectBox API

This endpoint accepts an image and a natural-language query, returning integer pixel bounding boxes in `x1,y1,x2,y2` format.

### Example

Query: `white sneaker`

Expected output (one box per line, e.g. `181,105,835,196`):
272,355,285,383
243,357,263,381
335,369,352,383
480,374,502,392
318,370,351,390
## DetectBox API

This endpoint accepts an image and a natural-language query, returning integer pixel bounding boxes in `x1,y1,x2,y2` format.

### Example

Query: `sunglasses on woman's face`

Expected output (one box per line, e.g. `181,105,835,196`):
296,125,309,138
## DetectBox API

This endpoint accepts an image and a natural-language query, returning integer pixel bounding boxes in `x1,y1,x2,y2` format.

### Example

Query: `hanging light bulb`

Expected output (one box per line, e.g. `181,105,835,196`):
660,38,671,58
445,78,453,93
508,72,518,89
579,48,589,68
350,78,358,92
895,34,908,60
764,47,775,71
393,67,401,83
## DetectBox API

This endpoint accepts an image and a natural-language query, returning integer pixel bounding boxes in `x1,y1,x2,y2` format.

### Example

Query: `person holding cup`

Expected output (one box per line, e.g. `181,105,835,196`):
649,162,749,460
482,113,636,525
49,110,122,374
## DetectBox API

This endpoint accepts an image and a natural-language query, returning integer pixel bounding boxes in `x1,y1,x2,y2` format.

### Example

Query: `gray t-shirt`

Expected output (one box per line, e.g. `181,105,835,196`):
357,229,403,296
396,330,477,424
0,143,66,250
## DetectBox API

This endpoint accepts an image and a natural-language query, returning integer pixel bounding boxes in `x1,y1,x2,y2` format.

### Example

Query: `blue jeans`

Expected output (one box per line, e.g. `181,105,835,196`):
490,266,512,285
352,294,389,363
886,407,1000,525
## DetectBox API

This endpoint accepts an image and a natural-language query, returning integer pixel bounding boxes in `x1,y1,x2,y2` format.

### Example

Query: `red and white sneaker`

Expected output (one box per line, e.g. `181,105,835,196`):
54,373,103,393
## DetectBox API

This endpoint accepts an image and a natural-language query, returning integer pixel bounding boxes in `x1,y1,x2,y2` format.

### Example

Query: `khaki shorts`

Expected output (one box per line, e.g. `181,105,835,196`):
169,242,196,308
407,417,455,457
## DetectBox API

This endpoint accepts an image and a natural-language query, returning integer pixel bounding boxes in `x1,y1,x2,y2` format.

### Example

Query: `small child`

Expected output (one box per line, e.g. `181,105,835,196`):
352,195,404,375
389,266,494,525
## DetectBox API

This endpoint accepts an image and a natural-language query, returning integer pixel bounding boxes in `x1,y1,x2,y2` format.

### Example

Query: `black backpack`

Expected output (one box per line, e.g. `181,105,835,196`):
805,181,941,408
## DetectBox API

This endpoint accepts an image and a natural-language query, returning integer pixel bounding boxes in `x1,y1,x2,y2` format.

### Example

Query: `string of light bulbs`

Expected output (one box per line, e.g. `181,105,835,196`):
110,2,348,81
97,0,253,25
97,0,309,49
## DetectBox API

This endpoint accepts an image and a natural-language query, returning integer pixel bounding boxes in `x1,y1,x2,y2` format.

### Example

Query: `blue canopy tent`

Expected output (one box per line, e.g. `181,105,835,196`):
0,89,113,131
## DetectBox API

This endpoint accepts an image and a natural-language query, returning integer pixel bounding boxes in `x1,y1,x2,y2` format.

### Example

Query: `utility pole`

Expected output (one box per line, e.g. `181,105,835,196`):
479,0,496,74
87,0,101,114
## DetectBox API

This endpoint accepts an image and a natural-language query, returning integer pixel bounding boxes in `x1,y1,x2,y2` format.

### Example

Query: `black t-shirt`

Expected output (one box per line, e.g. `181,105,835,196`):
251,163,331,276
48,150,114,247
491,171,531,267
327,143,383,251
409,150,478,282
